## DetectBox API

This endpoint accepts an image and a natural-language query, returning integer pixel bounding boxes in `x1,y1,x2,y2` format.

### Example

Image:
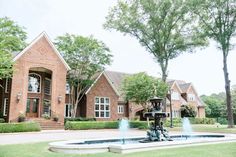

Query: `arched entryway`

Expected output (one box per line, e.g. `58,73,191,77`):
26,67,52,118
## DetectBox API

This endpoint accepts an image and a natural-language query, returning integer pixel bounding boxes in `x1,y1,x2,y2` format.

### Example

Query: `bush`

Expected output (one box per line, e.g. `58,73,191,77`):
0,118,5,123
180,105,196,118
164,118,182,127
64,117,96,124
189,117,216,124
42,114,50,120
217,117,228,125
0,122,41,133
129,121,149,129
65,121,118,130
18,114,25,122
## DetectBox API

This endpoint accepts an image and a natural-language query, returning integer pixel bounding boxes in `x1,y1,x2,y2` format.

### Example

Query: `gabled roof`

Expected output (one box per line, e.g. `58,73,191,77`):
13,32,71,70
179,83,192,93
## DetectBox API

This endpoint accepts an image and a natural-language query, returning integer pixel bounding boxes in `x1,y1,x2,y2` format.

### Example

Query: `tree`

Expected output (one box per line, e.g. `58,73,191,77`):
0,17,27,81
180,105,196,118
122,72,168,111
104,0,205,82
55,34,112,117
201,94,225,120
191,0,236,127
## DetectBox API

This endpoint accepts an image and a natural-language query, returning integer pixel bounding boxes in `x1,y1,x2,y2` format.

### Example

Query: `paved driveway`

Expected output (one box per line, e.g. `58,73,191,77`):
0,129,146,145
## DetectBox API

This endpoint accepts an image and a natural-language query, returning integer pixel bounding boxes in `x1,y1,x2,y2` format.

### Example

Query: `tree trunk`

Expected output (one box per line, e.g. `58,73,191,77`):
223,53,234,128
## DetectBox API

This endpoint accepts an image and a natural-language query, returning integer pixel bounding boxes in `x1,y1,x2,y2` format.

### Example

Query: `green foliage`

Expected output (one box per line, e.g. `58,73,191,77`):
0,17,27,80
190,0,236,127
65,120,151,130
65,121,119,130
129,121,149,129
122,72,168,110
64,117,96,124
54,34,112,117
104,0,206,81
0,122,41,133
189,117,216,124
0,118,5,123
42,114,50,120
201,94,225,118
18,113,26,122
180,105,196,118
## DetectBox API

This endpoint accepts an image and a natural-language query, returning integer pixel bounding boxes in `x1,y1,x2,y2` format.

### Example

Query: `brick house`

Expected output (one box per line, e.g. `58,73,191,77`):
0,32,205,126
75,71,205,121
0,32,70,124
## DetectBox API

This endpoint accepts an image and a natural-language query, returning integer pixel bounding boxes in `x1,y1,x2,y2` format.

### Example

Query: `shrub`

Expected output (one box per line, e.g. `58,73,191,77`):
180,105,197,118
0,118,5,123
64,117,96,124
0,122,41,133
217,117,228,125
42,114,50,120
164,118,182,127
53,116,59,122
189,117,216,124
18,113,25,122
65,121,118,130
129,121,149,129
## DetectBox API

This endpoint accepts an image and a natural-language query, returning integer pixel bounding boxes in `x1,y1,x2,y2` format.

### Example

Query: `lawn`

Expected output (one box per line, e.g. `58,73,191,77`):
0,141,236,157
168,124,236,134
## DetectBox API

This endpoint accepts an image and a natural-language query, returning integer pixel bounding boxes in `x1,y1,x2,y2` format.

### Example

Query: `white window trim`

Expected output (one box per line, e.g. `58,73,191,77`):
44,78,51,95
5,79,9,93
188,94,195,101
28,73,41,93
171,91,180,100
3,98,8,116
66,82,70,94
94,97,110,118
118,105,124,114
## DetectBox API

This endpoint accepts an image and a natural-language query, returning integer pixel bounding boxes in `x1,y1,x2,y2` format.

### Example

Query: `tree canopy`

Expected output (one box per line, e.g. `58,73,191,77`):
55,34,112,117
0,17,27,80
190,0,236,127
104,0,205,82
122,72,168,110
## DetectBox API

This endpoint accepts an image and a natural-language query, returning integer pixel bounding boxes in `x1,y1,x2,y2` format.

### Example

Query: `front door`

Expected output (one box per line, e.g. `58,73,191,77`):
26,98,39,117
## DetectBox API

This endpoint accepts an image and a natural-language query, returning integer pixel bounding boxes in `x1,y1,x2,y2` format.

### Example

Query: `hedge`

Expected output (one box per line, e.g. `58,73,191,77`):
65,118,216,130
0,122,41,133
64,117,96,124
65,121,150,130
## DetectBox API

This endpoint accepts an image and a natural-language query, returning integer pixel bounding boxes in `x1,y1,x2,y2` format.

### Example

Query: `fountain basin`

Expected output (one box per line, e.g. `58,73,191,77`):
49,134,236,154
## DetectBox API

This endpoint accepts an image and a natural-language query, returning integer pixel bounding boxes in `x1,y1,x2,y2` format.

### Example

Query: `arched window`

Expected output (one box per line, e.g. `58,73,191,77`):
28,73,41,93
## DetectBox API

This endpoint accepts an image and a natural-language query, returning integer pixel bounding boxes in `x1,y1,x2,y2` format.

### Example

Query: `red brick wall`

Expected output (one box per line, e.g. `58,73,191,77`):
86,74,119,121
9,36,67,123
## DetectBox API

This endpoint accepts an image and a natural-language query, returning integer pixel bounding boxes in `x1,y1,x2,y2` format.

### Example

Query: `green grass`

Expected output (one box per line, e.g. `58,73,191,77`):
0,141,236,157
168,124,236,134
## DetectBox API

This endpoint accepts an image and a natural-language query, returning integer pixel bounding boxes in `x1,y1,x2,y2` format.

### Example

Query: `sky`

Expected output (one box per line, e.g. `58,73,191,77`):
0,0,235,96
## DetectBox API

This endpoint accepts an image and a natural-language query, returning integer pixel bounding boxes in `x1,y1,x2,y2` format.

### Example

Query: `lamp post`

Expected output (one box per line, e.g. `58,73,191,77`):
169,89,173,128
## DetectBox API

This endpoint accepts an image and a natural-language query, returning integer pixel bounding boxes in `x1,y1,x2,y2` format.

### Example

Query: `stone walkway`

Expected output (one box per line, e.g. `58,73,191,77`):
0,129,147,145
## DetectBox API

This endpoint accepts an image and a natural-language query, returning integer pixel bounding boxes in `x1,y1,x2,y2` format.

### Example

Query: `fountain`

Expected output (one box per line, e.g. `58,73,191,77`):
182,117,193,139
48,97,235,154
141,97,172,142
119,119,129,144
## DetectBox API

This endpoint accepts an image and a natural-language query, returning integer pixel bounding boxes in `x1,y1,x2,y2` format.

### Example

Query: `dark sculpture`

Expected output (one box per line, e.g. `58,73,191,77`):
141,97,172,142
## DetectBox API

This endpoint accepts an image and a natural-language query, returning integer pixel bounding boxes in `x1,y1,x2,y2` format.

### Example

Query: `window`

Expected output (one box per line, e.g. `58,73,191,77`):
28,73,41,93
43,100,51,115
188,94,195,101
44,78,51,95
172,110,180,118
94,97,110,118
118,105,124,114
5,79,10,93
3,98,9,116
66,82,70,94
26,99,30,113
171,92,179,100
65,104,72,118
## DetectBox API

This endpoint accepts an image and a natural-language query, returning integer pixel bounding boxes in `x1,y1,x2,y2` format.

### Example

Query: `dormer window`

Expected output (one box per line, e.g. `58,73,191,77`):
171,91,179,100
188,94,195,101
